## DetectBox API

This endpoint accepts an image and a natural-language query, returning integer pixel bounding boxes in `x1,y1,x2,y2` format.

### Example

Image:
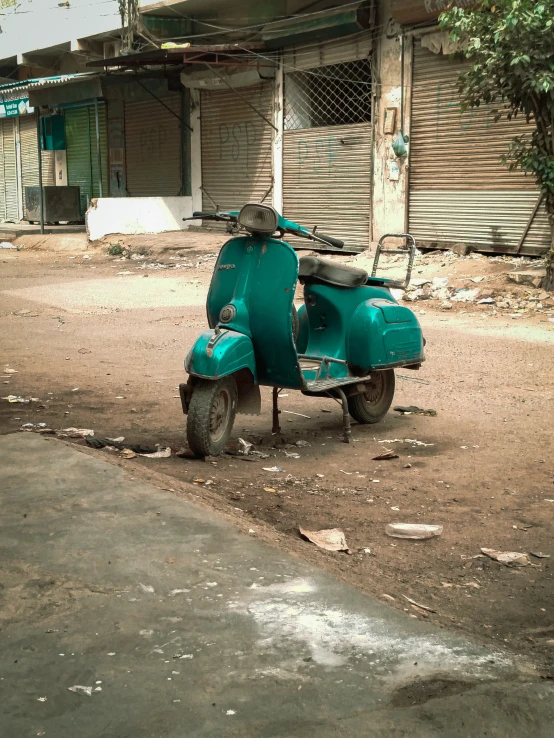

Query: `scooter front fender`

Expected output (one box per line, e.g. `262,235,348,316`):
185,329,257,382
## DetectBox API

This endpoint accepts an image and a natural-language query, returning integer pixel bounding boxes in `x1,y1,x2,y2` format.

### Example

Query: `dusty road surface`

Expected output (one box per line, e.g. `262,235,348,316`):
1,239,554,678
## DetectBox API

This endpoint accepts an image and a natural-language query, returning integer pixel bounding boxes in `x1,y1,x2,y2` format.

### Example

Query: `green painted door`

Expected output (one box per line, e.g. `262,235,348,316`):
65,105,108,216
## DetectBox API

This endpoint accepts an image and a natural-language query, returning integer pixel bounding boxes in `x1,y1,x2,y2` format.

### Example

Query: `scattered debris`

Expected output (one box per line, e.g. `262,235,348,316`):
2,395,29,403
295,440,310,447
0,242,16,249
299,526,349,552
402,595,437,613
372,450,399,460
381,594,396,602
263,466,284,472
386,523,443,540
481,548,532,567
59,427,94,438
394,405,437,417
120,449,136,459
139,583,155,593
530,552,551,559
3,368,18,374
477,297,496,305
138,447,171,459
284,451,300,459
283,410,311,418
238,437,254,455
67,685,93,697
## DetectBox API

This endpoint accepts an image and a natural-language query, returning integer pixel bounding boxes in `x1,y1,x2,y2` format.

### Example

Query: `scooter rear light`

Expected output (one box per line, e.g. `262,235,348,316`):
238,203,278,234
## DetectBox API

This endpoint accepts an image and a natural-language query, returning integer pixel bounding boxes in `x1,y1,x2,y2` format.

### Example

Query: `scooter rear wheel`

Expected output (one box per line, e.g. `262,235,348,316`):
187,376,237,457
347,370,395,424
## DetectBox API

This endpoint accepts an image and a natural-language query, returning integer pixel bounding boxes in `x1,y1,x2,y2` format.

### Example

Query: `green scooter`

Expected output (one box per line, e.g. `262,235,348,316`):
179,203,425,457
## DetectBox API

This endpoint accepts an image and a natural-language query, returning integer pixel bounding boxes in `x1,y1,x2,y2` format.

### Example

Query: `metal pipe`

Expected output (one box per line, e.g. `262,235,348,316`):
35,107,44,235
94,98,103,198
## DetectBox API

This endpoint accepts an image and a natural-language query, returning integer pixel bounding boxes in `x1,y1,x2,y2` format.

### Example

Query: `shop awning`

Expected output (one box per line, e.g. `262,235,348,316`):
27,72,102,107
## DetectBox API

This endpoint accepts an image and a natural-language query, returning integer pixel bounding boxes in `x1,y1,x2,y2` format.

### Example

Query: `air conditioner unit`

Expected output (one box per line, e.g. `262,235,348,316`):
103,40,121,59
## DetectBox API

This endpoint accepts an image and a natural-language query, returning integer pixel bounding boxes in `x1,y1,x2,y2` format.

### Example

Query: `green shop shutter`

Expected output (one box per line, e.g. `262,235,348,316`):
65,104,108,215
0,118,18,222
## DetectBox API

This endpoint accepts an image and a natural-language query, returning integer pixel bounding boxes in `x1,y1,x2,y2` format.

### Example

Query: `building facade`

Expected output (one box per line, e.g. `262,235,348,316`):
0,0,549,255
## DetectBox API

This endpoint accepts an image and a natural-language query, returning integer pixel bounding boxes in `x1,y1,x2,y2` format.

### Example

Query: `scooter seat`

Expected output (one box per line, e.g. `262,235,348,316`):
298,255,368,288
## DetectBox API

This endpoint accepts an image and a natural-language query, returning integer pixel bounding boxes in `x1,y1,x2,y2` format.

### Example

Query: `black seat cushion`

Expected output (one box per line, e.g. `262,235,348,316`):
298,256,368,288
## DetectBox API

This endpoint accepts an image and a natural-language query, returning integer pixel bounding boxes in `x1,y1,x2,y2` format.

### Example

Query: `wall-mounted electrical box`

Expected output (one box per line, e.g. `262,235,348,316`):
40,115,65,150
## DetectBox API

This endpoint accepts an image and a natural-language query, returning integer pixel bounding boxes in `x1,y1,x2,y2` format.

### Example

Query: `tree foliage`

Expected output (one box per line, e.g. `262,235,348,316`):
440,0,554,280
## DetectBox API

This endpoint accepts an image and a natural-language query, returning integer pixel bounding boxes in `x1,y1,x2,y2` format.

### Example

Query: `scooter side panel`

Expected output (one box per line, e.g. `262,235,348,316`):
185,329,258,381
347,300,425,370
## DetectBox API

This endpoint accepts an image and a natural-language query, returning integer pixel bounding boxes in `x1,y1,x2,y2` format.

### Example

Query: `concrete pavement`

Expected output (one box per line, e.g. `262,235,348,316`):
1,433,552,738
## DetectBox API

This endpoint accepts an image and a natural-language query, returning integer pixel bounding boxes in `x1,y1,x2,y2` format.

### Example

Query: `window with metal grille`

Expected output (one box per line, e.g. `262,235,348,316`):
284,58,372,131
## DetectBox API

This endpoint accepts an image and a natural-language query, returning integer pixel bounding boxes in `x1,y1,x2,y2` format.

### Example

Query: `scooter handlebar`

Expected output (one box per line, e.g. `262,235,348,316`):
315,233,344,249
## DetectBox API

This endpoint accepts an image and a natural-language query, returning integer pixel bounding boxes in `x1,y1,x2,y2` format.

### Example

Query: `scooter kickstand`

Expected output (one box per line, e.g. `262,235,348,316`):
272,387,281,435
336,388,352,444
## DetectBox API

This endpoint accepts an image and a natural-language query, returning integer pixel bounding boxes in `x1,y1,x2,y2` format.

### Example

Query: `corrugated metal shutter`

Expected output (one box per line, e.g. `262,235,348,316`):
200,84,273,211
283,122,371,250
19,115,55,219
124,95,181,197
284,33,373,71
409,42,549,255
0,118,18,222
65,105,108,215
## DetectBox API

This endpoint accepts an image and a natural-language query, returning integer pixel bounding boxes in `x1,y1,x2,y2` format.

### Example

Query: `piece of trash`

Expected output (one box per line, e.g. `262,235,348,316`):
470,276,485,283
86,437,157,454
263,466,284,472
394,406,437,417
362,547,371,554
283,410,311,418
339,469,353,475
386,523,443,540
120,449,136,459
2,395,29,403
372,450,399,460
264,487,276,493
71,388,79,392
481,548,532,567
139,583,155,593
226,710,236,716
299,526,349,552
59,427,95,438
238,437,253,455
530,552,551,559
193,478,205,484
284,451,300,458
37,696,48,702
138,447,171,458
107,436,125,443
477,297,495,304
168,588,190,596
316,473,324,478
0,242,16,249
3,368,18,374
381,594,395,602
78,348,91,354
390,506,400,511
68,685,93,696
295,440,310,447
402,595,437,613
117,270,133,275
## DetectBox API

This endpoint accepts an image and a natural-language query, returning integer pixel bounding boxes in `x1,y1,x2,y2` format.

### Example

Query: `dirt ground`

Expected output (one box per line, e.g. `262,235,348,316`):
1,235,554,675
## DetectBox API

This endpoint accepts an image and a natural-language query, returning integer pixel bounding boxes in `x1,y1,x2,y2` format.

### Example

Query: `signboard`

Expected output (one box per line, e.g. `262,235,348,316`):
0,89,33,118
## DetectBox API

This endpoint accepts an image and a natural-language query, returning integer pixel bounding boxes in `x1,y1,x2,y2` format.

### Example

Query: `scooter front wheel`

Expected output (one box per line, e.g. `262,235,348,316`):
347,369,395,424
187,376,237,457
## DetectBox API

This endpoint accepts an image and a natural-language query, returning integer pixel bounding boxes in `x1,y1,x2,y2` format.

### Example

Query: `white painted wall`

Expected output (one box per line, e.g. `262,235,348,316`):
86,196,194,241
0,0,120,61
189,89,203,214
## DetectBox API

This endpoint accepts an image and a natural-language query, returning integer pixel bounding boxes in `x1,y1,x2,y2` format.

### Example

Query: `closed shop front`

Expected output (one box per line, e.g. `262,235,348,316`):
200,84,273,211
282,36,373,250
19,115,55,219
124,95,181,197
0,118,18,222
408,41,550,255
65,104,108,215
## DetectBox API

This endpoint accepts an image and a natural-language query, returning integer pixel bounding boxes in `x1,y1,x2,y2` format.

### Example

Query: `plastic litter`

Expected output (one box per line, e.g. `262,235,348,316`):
481,548,532,567
2,395,29,403
394,406,437,416
59,427,95,438
299,526,349,552
386,523,443,540
68,685,93,696
263,466,284,472
238,437,253,455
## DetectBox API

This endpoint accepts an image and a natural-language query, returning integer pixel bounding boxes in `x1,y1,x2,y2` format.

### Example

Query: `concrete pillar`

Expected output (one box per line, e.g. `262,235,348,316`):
371,4,412,244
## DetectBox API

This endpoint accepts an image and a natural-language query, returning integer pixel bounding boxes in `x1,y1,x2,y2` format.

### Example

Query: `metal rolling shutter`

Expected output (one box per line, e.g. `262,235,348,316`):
65,105,108,215
0,119,18,222
409,42,549,256
19,115,55,218
124,96,181,197
200,84,273,211
283,123,372,250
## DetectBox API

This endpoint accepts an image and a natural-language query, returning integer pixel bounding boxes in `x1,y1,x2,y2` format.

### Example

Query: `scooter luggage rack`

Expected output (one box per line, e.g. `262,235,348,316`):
298,354,350,391
371,233,416,290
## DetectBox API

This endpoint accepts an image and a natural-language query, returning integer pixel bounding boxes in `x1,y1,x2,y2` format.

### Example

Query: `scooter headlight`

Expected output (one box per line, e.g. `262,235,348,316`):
238,203,278,234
